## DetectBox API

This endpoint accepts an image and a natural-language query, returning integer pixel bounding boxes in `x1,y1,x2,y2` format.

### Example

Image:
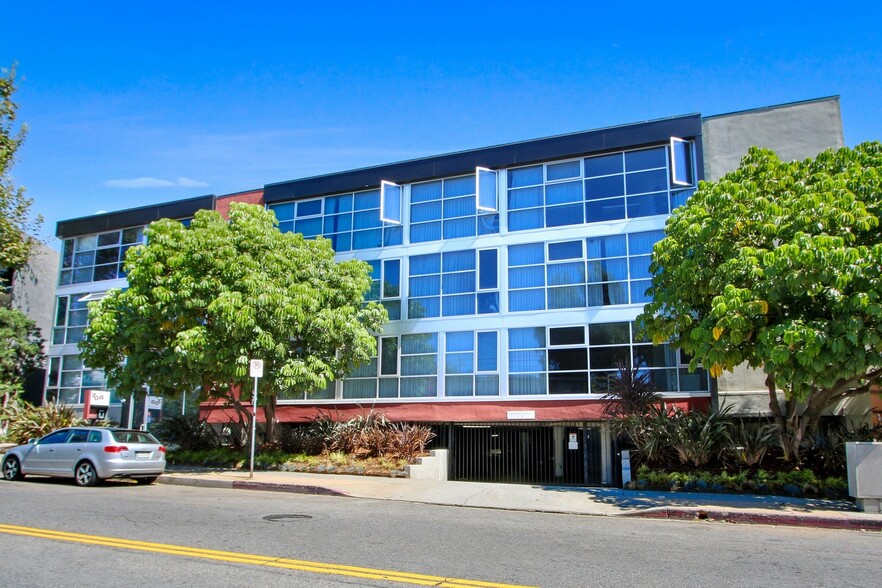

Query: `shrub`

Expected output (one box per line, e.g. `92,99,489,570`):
152,414,219,451
728,418,778,468
4,402,86,443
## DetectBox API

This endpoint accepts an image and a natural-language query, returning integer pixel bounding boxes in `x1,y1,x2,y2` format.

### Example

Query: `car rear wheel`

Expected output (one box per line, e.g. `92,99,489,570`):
2,456,24,481
135,476,158,485
74,461,99,487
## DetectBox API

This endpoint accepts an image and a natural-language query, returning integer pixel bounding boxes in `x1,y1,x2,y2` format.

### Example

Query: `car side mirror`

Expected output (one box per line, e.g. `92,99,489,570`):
27,438,37,445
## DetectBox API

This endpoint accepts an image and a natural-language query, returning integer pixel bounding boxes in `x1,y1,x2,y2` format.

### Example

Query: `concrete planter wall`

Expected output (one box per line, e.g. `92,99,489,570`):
846,442,882,513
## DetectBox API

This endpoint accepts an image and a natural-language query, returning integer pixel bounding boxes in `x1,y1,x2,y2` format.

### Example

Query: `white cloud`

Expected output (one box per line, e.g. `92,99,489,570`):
103,177,210,189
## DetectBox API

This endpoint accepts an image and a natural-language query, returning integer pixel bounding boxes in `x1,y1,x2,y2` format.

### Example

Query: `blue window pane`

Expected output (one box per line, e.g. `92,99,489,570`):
509,289,545,312
509,243,545,266
548,285,586,309
323,214,352,233
295,217,322,237
584,153,623,177
443,250,476,272
442,294,475,316
384,226,403,246
629,256,652,280
508,186,543,209
443,196,475,218
278,220,294,234
410,254,441,275
367,260,381,280
383,300,401,320
548,240,582,261
587,283,629,306
479,249,498,289
412,181,442,203
354,209,381,229
410,222,442,243
585,176,625,200
379,378,399,398
586,235,627,258
297,200,322,217
625,147,666,171
627,170,668,195
509,209,544,231
509,374,547,395
587,258,628,282
325,194,353,214
446,355,474,374
509,327,546,350
446,331,474,352
355,190,380,210
588,323,631,346
477,292,499,313
348,358,377,378
384,260,400,296
630,280,653,303
509,266,544,289
627,193,669,218
509,350,547,372
442,272,476,294
443,218,476,239
547,160,581,181
400,377,437,398
408,297,440,318
401,356,437,376
343,379,377,399
444,176,475,197
402,333,438,354
475,374,499,396
547,261,585,285
353,229,382,250
477,332,498,371
270,203,294,221
410,275,440,296
328,232,351,252
508,165,543,188
545,181,582,205
445,375,474,396
586,199,626,222
671,189,693,210
478,214,500,235
546,204,584,227
412,201,442,222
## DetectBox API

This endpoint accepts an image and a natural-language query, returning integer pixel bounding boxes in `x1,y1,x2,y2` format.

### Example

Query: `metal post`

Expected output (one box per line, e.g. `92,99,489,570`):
141,386,150,431
249,376,258,479
127,393,135,429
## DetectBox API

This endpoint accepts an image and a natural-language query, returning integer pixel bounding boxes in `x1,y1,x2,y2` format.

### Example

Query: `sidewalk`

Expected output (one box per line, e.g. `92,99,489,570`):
158,468,882,532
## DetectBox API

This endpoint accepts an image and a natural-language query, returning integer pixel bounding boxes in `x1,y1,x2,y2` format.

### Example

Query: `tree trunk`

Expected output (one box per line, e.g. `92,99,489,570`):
264,393,278,444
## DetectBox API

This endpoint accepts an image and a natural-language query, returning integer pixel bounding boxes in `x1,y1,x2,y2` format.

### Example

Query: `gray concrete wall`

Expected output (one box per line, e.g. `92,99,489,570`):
701,96,844,181
11,240,59,352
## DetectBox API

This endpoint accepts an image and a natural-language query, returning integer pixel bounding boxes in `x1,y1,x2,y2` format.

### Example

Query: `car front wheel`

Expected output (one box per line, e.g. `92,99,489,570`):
2,456,24,481
74,461,99,487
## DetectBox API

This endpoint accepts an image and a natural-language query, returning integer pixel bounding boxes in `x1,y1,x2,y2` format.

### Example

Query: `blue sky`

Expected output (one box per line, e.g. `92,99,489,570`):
3,2,881,245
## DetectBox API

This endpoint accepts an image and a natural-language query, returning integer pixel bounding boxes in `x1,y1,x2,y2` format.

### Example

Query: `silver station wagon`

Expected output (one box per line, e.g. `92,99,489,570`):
2,427,166,486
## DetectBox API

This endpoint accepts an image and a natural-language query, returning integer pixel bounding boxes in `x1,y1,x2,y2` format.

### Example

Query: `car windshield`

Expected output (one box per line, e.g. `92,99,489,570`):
111,431,159,444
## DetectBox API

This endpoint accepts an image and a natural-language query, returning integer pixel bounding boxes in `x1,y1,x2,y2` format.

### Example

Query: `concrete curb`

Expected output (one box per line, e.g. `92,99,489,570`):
230,481,349,496
627,507,882,531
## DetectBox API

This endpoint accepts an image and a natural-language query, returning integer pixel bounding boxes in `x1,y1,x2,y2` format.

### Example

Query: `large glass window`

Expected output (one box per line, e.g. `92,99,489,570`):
408,249,498,318
270,189,403,253
366,259,402,320
59,227,144,285
341,333,439,399
44,355,110,405
508,231,664,312
445,331,499,397
410,175,499,244
52,294,90,345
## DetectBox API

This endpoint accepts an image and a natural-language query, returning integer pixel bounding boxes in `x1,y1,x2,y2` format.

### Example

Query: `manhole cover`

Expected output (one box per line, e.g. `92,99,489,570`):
263,514,313,522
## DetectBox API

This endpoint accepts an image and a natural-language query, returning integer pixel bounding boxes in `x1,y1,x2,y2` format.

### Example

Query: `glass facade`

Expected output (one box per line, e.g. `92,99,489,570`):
59,227,144,285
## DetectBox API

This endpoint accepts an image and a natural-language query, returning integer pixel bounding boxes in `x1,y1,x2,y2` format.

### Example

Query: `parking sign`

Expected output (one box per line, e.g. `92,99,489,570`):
249,359,264,378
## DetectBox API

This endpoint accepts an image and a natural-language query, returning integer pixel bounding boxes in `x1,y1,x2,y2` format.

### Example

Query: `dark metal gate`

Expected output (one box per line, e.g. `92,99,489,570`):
449,422,603,486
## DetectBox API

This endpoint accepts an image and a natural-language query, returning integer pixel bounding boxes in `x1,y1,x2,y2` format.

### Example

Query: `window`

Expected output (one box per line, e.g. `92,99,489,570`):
670,137,695,187
508,231,664,312
44,355,110,405
341,333,439,399
59,227,144,285
380,181,402,224
410,175,499,244
52,295,90,345
408,249,498,318
270,189,403,253
476,167,498,212
365,259,402,320
445,331,499,397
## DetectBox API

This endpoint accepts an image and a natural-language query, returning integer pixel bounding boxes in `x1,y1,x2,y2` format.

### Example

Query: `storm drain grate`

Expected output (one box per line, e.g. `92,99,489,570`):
263,514,314,522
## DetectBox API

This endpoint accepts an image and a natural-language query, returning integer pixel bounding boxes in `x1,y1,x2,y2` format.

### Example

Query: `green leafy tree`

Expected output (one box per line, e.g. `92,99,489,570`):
639,143,882,461
0,64,41,274
0,306,45,434
80,203,388,442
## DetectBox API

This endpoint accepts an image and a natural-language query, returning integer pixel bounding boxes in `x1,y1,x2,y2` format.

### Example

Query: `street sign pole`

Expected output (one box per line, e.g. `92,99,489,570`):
248,359,264,479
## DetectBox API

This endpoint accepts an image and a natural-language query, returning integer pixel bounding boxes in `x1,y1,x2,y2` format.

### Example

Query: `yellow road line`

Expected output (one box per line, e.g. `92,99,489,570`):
0,524,534,588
